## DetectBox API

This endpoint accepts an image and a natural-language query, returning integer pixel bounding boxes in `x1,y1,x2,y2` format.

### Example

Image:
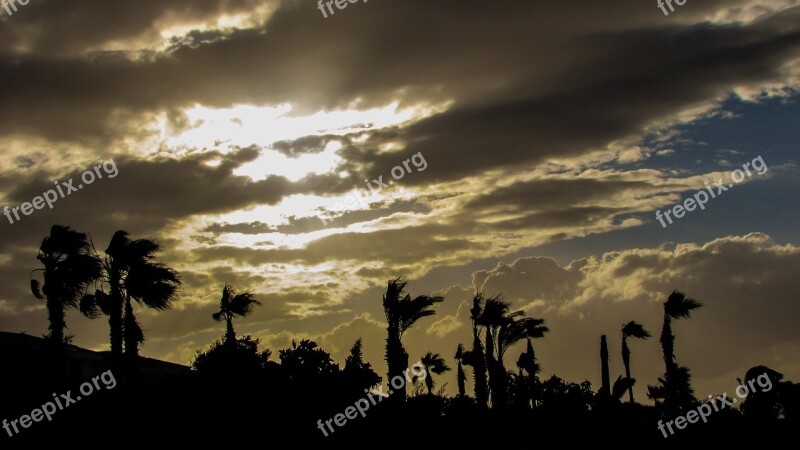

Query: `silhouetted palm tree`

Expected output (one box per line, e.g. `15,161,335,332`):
382,277,443,402
478,295,548,408
465,293,489,406
477,295,512,407
656,290,702,413
498,316,548,407
212,284,260,344
516,338,540,409
30,225,101,347
517,338,541,381
82,231,181,361
420,352,451,395
621,320,650,403
454,344,467,397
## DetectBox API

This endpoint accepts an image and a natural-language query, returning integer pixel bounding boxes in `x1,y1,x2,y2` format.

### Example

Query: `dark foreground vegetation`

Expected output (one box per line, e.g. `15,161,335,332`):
0,224,797,447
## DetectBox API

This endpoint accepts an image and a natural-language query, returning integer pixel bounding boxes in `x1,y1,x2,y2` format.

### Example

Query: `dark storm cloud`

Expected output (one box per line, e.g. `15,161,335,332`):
0,147,292,248
0,0,797,160
466,179,653,212
194,222,486,266
0,0,274,57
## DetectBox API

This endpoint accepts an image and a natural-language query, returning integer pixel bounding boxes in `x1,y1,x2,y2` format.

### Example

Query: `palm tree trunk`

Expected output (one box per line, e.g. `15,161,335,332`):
471,333,488,406
225,316,236,344
622,335,634,403
425,372,433,395
109,282,123,359
45,295,65,346
486,330,501,408
123,297,139,357
385,327,407,403
600,335,610,398
660,314,676,413
457,362,466,397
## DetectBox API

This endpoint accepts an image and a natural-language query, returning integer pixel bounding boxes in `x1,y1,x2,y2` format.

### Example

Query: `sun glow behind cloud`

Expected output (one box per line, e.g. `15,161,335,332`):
167,102,433,150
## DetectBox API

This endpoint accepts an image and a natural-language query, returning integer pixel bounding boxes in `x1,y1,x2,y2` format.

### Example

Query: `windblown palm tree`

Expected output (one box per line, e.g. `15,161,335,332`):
420,352,451,395
454,344,467,397
382,278,443,402
621,320,650,403
82,231,181,361
654,290,702,413
30,225,101,347
212,284,260,344
478,295,549,408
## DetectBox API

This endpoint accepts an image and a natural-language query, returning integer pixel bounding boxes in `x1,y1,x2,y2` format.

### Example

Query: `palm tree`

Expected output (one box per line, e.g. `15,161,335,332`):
516,338,540,409
382,277,444,402
495,314,548,408
475,294,549,408
30,225,101,347
658,290,702,413
464,293,489,407
454,344,467,397
476,295,512,407
420,352,451,395
82,231,181,361
621,320,650,403
212,284,260,344
516,338,539,378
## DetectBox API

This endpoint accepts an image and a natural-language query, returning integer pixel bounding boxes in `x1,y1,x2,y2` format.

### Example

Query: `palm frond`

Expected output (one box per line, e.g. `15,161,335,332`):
229,292,260,317
622,321,651,339
665,290,703,319
612,375,636,400
31,279,44,300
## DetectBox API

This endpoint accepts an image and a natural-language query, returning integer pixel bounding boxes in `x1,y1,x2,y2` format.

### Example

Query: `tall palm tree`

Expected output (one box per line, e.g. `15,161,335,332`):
82,231,181,360
420,352,451,395
658,290,702,413
212,284,260,344
30,225,101,347
465,293,489,407
382,277,443,402
476,295,513,407
621,320,650,403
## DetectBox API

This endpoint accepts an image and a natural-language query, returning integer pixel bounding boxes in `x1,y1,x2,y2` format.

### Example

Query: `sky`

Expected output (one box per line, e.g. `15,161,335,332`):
0,0,799,403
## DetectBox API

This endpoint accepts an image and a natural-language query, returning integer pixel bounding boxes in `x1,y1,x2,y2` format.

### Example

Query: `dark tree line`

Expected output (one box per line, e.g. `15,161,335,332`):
12,223,798,446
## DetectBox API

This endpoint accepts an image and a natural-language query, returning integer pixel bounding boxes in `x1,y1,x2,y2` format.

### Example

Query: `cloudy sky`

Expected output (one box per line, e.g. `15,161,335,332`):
1,0,799,401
